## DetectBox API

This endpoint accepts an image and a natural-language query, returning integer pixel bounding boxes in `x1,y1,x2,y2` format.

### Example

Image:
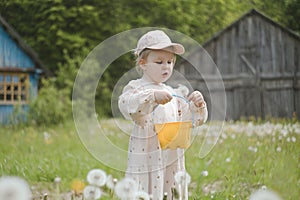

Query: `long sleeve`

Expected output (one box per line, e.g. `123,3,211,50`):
118,81,158,121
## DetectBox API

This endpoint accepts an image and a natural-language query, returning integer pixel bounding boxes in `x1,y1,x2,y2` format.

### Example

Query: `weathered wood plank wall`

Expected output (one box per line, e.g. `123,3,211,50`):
0,23,35,68
178,10,300,120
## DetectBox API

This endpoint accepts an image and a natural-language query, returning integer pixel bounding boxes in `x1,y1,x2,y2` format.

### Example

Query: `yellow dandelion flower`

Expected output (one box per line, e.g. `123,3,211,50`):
71,179,85,194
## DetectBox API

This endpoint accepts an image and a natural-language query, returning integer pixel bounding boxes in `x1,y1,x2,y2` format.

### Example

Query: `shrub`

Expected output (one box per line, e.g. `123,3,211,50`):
28,78,71,125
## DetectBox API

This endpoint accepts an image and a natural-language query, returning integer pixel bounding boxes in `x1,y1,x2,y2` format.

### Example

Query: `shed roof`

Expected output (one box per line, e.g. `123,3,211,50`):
0,14,52,76
202,9,300,47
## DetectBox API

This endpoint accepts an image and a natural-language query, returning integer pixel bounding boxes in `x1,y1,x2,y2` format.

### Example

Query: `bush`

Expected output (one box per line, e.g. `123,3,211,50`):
28,78,71,125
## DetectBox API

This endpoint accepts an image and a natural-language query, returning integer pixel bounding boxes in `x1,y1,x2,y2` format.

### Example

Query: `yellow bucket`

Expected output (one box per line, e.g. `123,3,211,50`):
155,121,192,149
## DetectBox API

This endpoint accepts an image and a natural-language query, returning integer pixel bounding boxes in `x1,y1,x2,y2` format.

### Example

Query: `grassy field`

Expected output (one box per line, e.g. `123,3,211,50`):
0,119,299,199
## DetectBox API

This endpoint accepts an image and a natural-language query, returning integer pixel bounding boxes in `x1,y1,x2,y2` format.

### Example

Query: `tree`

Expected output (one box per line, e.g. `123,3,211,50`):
284,0,300,33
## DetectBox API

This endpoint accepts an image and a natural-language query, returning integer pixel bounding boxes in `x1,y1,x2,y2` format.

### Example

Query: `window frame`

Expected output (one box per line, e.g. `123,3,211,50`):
0,72,30,105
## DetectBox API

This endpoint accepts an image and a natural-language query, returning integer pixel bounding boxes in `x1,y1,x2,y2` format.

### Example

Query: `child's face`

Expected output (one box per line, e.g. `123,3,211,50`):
140,50,175,84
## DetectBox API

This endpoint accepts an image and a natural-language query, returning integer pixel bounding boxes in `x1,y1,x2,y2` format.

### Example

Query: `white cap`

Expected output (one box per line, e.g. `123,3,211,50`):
134,30,185,56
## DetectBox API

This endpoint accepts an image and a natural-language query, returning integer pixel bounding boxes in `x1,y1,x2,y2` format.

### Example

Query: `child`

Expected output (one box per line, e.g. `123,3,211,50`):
118,30,208,200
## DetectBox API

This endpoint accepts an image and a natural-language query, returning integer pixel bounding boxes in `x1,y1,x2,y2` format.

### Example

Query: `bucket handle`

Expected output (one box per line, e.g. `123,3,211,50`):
153,94,195,127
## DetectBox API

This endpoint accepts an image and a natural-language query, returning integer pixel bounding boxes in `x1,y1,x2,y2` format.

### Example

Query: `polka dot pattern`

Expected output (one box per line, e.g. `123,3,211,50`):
118,79,208,200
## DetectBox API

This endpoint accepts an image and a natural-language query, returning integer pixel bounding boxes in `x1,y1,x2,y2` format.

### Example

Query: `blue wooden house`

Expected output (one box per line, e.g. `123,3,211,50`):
0,15,50,124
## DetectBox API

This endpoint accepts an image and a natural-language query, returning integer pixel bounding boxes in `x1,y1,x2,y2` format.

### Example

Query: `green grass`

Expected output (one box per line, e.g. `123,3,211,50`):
0,120,124,197
0,119,299,199
186,121,300,199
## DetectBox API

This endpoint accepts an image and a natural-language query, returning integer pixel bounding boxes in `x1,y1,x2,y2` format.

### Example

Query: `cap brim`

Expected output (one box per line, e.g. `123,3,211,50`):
147,42,185,55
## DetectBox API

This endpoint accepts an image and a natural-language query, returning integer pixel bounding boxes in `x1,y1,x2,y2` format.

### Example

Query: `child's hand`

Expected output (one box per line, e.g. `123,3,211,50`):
154,90,173,105
188,91,206,108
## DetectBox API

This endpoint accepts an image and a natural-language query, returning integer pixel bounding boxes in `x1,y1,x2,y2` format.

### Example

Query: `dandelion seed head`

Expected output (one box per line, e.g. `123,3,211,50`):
253,147,258,153
174,171,191,186
83,185,102,200
276,147,282,152
134,191,150,200
261,185,267,190
201,170,209,177
43,131,50,140
281,129,288,137
249,189,282,200
113,178,118,184
225,157,231,162
87,169,107,187
0,176,32,200
114,178,138,199
54,177,61,183
248,146,258,153
106,175,116,189
43,132,52,144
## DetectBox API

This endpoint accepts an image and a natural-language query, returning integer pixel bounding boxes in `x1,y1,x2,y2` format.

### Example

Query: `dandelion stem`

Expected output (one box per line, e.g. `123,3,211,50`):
163,192,168,200
171,187,179,199
43,193,48,200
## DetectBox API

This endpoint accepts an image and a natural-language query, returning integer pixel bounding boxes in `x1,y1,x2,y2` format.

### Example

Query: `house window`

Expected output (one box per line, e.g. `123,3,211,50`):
0,73,29,104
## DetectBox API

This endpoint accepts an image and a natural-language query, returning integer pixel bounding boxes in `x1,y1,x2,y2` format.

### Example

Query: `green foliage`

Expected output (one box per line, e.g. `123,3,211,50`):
284,0,300,33
0,0,98,71
1,0,297,72
28,78,71,125
28,48,88,124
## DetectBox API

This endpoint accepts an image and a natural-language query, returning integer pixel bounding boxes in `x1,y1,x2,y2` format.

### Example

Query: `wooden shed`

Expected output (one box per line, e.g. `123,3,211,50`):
178,9,300,120
0,15,50,124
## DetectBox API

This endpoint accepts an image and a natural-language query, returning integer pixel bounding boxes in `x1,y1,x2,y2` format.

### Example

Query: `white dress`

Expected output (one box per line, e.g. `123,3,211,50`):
118,78,208,200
